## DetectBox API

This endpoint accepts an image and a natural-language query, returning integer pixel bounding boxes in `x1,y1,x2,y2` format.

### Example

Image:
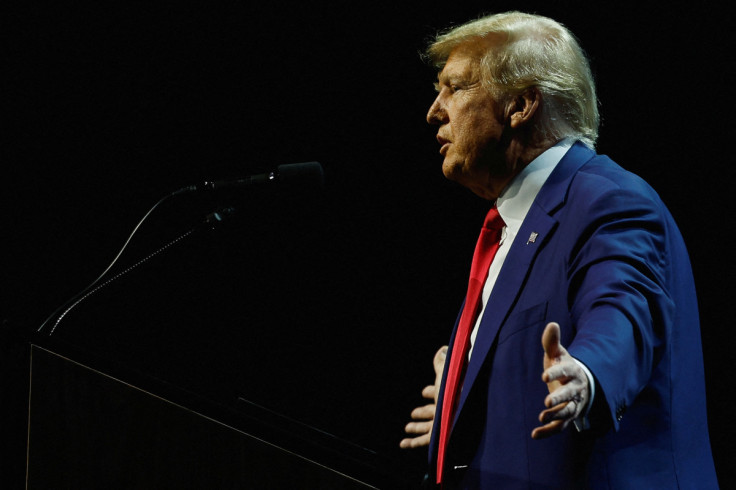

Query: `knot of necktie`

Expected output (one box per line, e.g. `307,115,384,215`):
483,205,505,233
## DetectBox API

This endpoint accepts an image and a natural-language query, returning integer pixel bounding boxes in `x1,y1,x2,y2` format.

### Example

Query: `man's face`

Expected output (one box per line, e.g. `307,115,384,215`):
427,42,510,200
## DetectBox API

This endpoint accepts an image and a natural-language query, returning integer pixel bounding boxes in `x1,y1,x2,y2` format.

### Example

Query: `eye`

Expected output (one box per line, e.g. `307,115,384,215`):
432,81,461,95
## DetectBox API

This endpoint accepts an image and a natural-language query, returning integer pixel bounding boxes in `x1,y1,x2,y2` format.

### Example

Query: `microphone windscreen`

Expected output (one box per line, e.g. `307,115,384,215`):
277,162,324,189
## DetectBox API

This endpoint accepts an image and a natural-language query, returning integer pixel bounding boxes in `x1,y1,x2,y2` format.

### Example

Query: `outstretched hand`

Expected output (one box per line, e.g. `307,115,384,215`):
400,346,447,449
531,322,589,439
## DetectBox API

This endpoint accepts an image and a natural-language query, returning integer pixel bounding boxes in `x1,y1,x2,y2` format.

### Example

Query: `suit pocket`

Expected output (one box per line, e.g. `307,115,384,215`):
497,302,548,345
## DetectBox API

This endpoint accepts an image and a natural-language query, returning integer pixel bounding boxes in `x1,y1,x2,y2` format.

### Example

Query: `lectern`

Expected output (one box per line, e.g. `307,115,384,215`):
26,341,406,489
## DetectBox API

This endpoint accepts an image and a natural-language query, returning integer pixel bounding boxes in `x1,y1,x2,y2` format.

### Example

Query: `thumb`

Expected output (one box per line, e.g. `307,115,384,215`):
542,322,565,359
542,322,564,391
433,346,448,375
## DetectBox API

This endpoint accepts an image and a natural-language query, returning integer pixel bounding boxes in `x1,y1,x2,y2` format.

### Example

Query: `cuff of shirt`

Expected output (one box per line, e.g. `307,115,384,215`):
572,357,594,432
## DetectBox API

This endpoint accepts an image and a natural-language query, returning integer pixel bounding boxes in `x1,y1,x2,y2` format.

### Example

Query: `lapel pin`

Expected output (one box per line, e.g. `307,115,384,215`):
526,232,538,245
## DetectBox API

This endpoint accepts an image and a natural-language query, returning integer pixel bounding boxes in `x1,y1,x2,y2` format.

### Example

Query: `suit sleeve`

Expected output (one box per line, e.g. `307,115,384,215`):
563,181,674,431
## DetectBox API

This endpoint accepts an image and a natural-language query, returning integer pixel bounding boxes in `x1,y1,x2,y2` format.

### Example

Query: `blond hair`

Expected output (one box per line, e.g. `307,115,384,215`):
426,11,599,149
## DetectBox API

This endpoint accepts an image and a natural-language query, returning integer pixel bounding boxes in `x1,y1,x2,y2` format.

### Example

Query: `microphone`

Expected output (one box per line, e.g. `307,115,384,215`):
173,161,324,195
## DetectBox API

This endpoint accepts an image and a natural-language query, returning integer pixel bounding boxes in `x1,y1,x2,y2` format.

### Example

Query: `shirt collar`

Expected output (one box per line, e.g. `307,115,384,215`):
496,138,574,235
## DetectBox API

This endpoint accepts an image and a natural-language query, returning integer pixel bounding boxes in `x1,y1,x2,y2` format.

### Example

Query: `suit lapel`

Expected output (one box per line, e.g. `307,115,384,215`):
452,142,595,423
453,208,557,419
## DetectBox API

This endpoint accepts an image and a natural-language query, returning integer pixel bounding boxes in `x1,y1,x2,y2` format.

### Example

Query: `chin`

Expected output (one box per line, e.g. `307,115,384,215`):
441,160,463,182
442,164,497,200
471,188,497,201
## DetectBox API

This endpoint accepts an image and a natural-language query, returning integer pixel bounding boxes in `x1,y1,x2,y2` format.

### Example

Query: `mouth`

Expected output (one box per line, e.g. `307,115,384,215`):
437,135,450,156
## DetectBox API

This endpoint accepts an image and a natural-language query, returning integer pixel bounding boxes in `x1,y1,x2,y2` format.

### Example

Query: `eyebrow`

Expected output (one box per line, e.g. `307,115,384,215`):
436,71,461,86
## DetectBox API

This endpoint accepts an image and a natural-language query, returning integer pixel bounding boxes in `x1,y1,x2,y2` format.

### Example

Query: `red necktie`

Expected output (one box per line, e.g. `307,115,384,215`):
437,205,505,485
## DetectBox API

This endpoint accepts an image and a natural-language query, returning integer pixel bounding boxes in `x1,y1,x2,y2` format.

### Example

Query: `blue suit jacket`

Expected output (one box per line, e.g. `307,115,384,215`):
428,143,718,489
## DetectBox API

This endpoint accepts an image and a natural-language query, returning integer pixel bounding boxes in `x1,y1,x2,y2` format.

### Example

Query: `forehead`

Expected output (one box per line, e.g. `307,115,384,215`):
439,53,476,80
437,41,488,82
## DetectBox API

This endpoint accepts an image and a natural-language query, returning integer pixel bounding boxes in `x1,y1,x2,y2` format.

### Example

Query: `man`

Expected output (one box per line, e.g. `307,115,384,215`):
400,11,718,489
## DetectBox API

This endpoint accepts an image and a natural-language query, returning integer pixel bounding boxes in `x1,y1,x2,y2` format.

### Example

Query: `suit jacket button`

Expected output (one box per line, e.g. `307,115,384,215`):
615,404,626,421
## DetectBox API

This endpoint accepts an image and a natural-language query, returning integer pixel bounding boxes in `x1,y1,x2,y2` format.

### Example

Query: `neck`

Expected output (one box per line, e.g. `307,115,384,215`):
479,138,555,200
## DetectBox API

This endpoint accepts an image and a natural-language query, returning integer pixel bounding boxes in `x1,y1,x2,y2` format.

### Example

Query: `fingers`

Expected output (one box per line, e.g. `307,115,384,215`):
404,418,433,435
542,361,573,384
542,359,583,393
542,360,587,408
535,323,591,439
421,384,436,400
400,346,447,450
539,398,580,423
531,417,567,439
531,401,571,439
544,380,585,409
533,367,588,438
410,403,436,421
400,432,432,449
401,403,436,449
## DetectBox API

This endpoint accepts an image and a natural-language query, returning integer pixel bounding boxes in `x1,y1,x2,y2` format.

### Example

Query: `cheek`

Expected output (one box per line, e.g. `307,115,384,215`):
455,121,493,157
452,119,480,150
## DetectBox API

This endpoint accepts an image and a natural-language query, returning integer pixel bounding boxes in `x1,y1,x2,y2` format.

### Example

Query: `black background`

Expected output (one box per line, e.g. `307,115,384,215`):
3,1,734,487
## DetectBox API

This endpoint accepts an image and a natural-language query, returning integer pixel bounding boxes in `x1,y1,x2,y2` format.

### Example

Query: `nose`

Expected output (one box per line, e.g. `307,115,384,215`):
426,95,447,125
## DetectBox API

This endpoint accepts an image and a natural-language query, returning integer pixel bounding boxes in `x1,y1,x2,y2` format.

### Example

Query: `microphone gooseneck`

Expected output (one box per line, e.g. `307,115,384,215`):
37,161,323,335
173,161,324,195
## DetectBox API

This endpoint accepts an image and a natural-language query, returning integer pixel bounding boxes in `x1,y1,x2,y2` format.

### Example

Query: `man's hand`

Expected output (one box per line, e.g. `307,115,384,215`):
531,322,589,439
400,346,447,449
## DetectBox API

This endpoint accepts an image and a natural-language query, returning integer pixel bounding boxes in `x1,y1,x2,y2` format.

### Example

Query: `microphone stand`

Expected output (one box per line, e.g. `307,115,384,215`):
37,189,235,336
36,161,322,336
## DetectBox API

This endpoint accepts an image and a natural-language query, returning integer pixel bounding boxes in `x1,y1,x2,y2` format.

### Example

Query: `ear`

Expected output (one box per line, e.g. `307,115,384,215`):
507,87,541,129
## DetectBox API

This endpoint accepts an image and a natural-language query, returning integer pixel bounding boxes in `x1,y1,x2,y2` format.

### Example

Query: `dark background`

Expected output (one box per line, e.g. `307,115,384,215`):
3,1,733,487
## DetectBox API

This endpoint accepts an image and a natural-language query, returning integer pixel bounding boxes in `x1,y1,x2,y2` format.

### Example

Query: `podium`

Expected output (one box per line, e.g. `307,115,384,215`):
26,342,406,489
21,189,427,489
